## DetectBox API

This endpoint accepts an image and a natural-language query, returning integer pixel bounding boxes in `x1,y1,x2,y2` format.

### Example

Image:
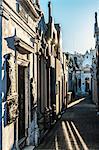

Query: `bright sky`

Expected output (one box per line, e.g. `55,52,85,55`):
40,0,99,54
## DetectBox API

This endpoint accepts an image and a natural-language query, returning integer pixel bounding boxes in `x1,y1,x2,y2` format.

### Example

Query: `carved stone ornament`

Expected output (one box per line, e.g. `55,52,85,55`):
3,53,18,125
3,53,16,97
4,94,18,125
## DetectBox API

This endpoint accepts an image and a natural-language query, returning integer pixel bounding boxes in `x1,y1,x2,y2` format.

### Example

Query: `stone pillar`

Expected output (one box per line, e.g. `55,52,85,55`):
0,16,2,150
47,57,51,108
37,53,41,115
97,46,99,112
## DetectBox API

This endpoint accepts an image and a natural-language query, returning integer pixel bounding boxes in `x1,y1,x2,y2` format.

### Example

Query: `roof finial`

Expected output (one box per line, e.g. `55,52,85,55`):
48,1,52,22
95,12,98,27
36,0,40,8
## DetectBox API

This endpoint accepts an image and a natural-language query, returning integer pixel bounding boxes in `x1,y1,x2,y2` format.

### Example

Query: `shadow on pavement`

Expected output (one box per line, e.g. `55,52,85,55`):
35,96,99,150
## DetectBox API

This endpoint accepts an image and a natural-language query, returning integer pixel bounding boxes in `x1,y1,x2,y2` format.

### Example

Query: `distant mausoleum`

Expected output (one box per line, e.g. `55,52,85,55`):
67,49,96,96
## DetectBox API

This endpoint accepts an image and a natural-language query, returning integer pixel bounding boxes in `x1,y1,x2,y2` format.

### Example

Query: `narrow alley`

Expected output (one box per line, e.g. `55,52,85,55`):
36,96,99,150
1,1,99,150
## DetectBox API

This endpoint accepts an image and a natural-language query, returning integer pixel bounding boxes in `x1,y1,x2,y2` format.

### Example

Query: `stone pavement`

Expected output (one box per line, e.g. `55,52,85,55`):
35,96,99,150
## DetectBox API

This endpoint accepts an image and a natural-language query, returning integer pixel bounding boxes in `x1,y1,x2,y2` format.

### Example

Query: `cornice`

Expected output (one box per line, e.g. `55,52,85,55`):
0,3,38,38
21,0,41,19
0,4,9,20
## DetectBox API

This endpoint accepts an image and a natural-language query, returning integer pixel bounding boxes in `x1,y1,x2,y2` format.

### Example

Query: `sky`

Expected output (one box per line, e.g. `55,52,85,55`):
40,0,99,54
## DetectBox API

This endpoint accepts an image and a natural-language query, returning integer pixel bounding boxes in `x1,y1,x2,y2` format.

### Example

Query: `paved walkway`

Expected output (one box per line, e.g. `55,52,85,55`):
35,96,99,150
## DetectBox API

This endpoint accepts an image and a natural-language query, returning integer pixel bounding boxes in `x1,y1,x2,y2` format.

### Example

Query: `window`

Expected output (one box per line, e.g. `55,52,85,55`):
16,0,20,13
16,0,28,22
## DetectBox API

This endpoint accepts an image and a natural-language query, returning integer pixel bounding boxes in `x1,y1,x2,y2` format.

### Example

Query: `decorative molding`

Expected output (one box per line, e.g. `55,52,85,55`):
21,0,40,19
16,57,29,67
15,37,35,54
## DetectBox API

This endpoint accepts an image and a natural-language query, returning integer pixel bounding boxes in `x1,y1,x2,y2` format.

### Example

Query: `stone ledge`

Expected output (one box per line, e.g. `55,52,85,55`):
23,146,35,150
